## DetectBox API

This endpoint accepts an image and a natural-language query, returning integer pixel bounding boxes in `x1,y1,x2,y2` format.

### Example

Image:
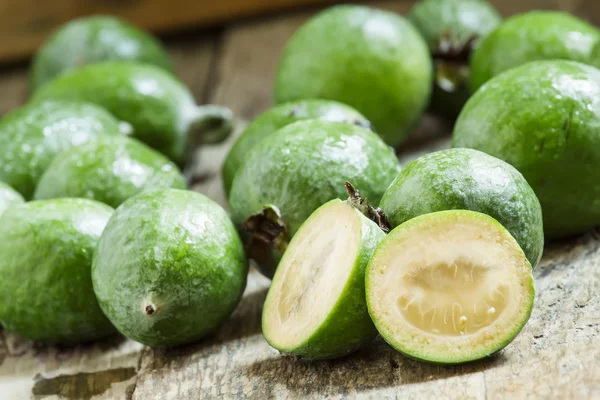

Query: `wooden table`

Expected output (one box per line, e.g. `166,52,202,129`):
1,1,599,398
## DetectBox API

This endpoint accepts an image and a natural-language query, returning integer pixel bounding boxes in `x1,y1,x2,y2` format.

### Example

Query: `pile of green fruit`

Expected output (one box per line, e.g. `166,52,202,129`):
1,0,599,367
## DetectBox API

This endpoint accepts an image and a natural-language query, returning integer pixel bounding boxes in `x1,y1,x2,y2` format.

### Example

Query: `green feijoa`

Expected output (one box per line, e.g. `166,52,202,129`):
223,99,370,196
408,0,501,120
263,198,385,360
453,60,600,238
92,189,248,348
30,15,173,92
32,61,233,166
380,148,543,267
366,210,534,364
0,182,24,216
470,11,600,92
34,135,187,208
0,199,116,344
229,119,401,278
275,5,432,147
0,100,123,199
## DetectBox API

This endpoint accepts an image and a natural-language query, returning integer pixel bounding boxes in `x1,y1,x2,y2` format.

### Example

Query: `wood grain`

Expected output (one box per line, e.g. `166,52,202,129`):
1,0,600,398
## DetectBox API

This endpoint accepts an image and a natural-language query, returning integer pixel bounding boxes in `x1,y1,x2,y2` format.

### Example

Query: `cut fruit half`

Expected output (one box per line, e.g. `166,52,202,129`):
366,210,534,364
262,198,385,359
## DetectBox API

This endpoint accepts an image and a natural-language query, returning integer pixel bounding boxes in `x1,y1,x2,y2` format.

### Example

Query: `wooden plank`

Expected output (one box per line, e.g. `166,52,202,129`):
0,0,343,63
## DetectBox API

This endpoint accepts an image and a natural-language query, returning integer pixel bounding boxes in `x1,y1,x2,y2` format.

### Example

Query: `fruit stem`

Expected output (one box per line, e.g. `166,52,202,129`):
243,205,290,264
345,182,391,233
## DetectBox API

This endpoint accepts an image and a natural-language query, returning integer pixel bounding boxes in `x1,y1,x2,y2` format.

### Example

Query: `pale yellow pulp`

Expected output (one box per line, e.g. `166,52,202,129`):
264,202,360,348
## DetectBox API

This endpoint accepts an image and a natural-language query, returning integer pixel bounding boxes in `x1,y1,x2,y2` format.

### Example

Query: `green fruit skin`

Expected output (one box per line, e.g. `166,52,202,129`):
30,16,173,92
34,135,187,208
274,5,432,147
32,61,200,165
470,11,600,92
229,120,401,277
366,210,535,365
0,199,116,344
92,189,248,348
263,199,383,360
223,99,370,197
408,0,501,51
408,0,501,120
453,60,600,238
0,182,24,216
0,100,122,199
380,148,544,267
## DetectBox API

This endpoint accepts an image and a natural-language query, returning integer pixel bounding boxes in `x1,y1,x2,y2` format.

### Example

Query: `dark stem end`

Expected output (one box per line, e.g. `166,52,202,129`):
345,182,391,233
243,205,290,265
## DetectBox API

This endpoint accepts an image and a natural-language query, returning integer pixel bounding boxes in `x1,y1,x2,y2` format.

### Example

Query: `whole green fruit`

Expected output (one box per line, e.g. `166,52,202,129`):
0,100,123,199
222,99,370,196
30,15,173,92
92,189,248,348
275,5,432,147
470,11,600,92
0,199,116,343
408,0,501,120
453,60,600,238
32,62,233,166
34,135,187,208
380,148,543,267
0,182,24,216
229,119,401,278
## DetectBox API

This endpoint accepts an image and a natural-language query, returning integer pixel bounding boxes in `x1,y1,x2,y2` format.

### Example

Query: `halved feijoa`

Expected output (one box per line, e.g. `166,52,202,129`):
262,194,386,359
366,210,534,364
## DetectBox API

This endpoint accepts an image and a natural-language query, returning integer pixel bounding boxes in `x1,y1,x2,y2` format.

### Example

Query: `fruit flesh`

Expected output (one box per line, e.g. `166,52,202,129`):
367,210,534,364
34,135,187,208
0,199,116,343
223,99,369,196
275,5,432,147
470,11,600,92
263,199,382,359
0,100,121,199
380,148,544,267
265,201,360,348
453,60,600,238
30,15,173,92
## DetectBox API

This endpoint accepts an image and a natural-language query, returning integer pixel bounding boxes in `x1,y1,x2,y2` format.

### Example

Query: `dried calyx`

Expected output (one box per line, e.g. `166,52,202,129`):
432,32,477,93
345,182,391,233
244,205,290,265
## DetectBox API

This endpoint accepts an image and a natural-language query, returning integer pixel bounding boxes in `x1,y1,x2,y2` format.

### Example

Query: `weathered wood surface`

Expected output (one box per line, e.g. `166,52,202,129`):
1,1,600,399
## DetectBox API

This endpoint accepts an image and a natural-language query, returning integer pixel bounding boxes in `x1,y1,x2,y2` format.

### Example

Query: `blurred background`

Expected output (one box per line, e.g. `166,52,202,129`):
0,0,598,120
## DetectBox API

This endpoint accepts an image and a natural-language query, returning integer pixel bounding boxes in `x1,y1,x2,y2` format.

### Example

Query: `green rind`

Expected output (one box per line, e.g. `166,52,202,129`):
380,148,544,267
470,11,600,92
0,100,122,199
0,199,116,344
223,99,370,197
274,5,432,147
407,0,501,51
34,135,187,208
92,189,248,348
229,119,401,276
32,61,198,165
407,0,501,120
0,182,24,216
453,60,600,238
263,199,384,360
30,15,173,92
366,210,535,365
